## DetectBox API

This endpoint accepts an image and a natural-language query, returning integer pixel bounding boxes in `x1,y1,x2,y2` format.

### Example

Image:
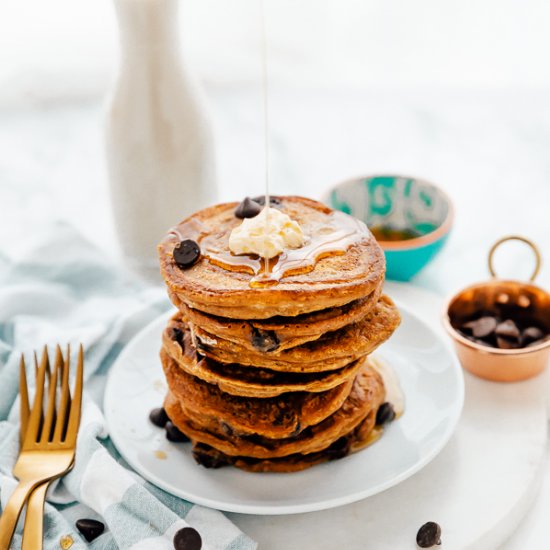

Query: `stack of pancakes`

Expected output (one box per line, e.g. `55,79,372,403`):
158,196,401,472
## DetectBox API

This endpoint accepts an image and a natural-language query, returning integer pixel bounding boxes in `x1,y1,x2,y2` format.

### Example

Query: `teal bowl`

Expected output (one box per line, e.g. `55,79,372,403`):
323,175,454,281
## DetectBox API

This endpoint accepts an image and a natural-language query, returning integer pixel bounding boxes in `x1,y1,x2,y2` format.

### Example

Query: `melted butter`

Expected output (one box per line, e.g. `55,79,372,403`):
170,210,368,286
369,355,405,417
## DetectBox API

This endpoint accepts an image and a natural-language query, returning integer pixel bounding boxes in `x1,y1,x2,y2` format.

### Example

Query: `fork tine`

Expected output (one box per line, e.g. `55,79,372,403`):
65,344,84,444
19,355,30,446
40,345,62,443
53,344,71,442
23,346,49,447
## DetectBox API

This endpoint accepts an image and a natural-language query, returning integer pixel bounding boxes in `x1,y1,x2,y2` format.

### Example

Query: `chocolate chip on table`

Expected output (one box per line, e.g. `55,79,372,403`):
75,518,105,543
376,402,396,425
251,328,280,352
234,197,262,219
173,239,200,269
173,527,202,550
522,326,545,345
462,316,497,338
165,421,190,442
416,521,442,548
149,407,169,428
495,319,521,340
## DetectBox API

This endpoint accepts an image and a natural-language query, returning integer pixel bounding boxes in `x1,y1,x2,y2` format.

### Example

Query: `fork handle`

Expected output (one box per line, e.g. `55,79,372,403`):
0,480,36,550
21,483,49,550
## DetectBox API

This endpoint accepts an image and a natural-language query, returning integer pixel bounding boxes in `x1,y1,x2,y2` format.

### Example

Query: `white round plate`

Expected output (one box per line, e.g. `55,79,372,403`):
104,302,464,515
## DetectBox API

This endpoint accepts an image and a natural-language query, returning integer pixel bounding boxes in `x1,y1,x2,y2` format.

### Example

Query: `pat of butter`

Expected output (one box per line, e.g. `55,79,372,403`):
229,207,305,259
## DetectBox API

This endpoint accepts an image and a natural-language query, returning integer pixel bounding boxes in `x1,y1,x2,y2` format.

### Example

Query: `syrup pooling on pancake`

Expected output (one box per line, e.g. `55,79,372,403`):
170,206,370,286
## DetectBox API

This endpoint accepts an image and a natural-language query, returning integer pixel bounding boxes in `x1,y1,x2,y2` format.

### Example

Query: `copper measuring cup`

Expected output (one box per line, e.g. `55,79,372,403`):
443,235,550,382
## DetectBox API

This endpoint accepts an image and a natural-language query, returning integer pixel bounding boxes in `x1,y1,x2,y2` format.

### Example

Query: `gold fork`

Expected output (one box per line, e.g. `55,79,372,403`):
0,344,83,550
19,346,74,550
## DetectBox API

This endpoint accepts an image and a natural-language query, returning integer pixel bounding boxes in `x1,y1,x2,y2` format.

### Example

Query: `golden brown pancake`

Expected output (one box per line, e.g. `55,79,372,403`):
158,196,386,319
188,295,400,372
163,361,385,459
189,412,381,473
161,350,355,439
162,329,364,398
173,283,383,352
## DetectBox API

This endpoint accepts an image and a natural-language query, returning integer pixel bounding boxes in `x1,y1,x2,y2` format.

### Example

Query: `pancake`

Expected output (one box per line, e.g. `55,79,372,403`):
158,196,386,319
190,412,380,473
174,282,383,352
162,328,364,398
163,361,385,459
188,295,401,372
161,350,356,439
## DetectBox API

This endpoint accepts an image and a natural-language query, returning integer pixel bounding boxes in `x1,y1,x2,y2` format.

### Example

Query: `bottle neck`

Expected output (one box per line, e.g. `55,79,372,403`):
113,0,181,57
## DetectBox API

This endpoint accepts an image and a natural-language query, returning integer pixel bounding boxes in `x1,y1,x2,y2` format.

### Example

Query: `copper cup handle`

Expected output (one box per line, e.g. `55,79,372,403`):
488,235,542,282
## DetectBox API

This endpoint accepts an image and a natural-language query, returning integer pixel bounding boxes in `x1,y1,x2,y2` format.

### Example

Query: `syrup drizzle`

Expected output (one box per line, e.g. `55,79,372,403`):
170,210,369,286
168,1,369,287
259,0,271,281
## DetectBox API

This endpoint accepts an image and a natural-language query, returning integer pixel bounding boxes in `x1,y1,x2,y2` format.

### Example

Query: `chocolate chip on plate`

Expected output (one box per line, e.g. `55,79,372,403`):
173,239,200,269
173,527,202,550
251,328,280,352
165,421,190,442
495,319,521,340
149,407,169,428
462,316,497,338
416,521,442,548
235,197,262,219
522,326,545,345
376,402,396,425
75,518,105,543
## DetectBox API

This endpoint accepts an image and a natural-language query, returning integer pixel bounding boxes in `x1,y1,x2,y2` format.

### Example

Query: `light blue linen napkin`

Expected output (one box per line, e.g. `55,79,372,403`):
0,223,256,550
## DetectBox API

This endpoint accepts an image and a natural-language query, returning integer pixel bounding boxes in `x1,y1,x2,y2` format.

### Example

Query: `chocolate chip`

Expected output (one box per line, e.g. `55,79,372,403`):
252,195,282,206
165,421,190,442
376,402,396,425
495,319,520,340
462,316,497,338
327,436,352,459
251,328,280,352
416,522,441,548
496,336,520,350
171,327,184,345
75,519,105,543
234,197,262,219
149,407,169,428
173,240,200,269
173,527,202,550
522,326,545,345
192,446,229,468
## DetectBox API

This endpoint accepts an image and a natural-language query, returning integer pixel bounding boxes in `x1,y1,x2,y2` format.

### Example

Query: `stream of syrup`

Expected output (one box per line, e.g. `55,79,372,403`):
169,0,369,287
259,0,271,280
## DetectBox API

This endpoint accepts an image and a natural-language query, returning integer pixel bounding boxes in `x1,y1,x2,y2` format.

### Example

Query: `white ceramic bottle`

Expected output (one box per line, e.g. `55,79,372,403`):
105,0,216,282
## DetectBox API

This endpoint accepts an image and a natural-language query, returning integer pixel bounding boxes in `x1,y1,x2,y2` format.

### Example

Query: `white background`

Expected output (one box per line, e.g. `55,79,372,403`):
1,1,550,548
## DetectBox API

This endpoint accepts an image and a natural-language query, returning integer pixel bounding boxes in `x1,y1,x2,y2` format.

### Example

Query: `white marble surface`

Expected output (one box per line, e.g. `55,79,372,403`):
2,88,550,548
